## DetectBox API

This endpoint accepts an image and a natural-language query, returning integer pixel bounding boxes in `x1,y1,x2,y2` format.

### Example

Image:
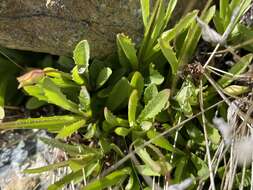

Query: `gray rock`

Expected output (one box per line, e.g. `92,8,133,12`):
0,0,205,57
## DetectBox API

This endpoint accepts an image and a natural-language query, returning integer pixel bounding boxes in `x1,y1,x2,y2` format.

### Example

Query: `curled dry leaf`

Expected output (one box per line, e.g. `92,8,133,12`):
17,69,45,89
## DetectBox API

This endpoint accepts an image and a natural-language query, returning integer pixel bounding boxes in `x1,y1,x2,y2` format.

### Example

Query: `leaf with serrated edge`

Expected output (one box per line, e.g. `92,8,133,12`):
82,167,131,190
106,77,132,111
138,89,170,122
56,119,86,139
130,72,144,97
73,40,90,71
144,84,158,105
117,34,138,70
96,67,112,89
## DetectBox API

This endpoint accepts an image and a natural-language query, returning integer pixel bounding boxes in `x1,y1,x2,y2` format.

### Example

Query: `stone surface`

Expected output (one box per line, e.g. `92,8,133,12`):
0,0,142,57
0,130,61,190
0,0,206,57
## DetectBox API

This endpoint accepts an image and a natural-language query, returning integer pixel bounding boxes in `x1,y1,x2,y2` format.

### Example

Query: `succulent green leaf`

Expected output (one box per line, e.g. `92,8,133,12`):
114,127,131,137
0,115,82,132
138,89,170,122
104,107,129,127
128,90,139,127
24,161,69,174
140,0,150,28
48,169,83,190
147,130,178,153
106,77,132,111
159,37,179,75
56,119,86,139
42,78,80,114
73,40,90,73
144,84,158,105
79,86,91,112
26,97,46,110
130,72,144,97
82,167,131,190
117,34,138,70
72,65,86,85
149,64,164,84
191,153,209,178
40,137,99,156
136,165,160,176
175,79,198,117
136,148,161,173
96,67,112,89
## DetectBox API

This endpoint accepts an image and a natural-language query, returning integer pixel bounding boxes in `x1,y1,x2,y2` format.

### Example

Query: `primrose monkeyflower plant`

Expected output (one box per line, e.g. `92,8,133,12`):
1,0,253,189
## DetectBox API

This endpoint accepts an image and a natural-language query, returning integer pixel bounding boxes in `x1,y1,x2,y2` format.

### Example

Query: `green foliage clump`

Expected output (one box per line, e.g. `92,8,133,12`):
1,0,253,189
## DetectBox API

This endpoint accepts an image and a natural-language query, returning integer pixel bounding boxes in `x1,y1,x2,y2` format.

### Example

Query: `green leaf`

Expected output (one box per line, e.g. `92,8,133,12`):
136,148,161,173
96,67,112,89
82,167,131,190
146,10,198,62
73,40,90,73
0,115,82,132
223,85,249,96
178,5,216,66
79,86,91,112
174,157,188,182
138,0,161,60
147,130,177,153
175,79,198,117
44,67,76,88
56,119,86,139
48,169,83,190
42,78,80,114
220,0,229,19
72,65,86,85
191,153,208,178
130,72,144,97
89,59,105,87
136,165,160,176
106,77,132,111
84,123,96,139
104,107,129,127
138,89,170,122
114,127,131,137
23,85,48,102
218,54,253,87
40,137,99,156
159,36,178,75
24,161,69,174
26,97,46,110
140,0,150,28
117,34,139,70
149,63,164,84
144,84,158,105
128,90,139,127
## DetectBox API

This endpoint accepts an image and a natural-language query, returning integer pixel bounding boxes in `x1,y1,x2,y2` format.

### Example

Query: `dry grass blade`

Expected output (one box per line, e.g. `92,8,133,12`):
199,80,216,190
